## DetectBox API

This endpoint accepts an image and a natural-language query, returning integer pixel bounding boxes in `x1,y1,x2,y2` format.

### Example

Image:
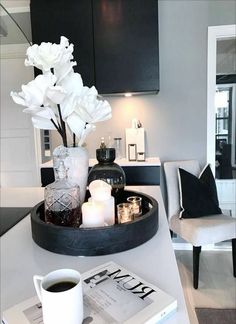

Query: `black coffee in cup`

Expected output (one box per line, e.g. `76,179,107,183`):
46,281,77,293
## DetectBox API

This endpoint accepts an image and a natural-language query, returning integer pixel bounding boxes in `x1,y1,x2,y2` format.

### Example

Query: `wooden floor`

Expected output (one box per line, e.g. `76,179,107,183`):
175,250,236,324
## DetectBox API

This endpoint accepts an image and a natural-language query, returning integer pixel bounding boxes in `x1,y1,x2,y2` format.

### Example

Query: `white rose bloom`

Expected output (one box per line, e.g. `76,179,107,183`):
10,73,57,109
11,36,112,144
72,86,112,123
25,36,74,72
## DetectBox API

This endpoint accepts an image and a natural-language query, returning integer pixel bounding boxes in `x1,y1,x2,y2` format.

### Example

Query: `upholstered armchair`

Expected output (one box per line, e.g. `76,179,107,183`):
164,160,236,289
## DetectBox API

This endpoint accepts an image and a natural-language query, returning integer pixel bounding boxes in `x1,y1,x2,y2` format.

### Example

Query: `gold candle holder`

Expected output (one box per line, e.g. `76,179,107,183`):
127,196,142,217
117,203,134,224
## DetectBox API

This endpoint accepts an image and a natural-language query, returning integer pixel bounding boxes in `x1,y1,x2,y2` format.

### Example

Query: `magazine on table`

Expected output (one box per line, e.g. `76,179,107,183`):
2,261,177,324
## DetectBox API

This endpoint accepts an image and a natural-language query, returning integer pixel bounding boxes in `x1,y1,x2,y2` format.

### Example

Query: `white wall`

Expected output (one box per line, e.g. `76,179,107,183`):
83,0,236,166
0,44,40,187
54,0,236,165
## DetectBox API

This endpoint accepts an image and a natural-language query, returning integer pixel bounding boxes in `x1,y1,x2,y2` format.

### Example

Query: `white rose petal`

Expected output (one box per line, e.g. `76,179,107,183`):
46,86,67,104
32,116,56,129
11,73,56,109
54,61,77,83
31,107,58,129
90,98,112,123
66,112,86,138
59,72,83,95
60,95,77,119
72,86,112,123
23,106,44,114
78,123,96,146
10,91,27,106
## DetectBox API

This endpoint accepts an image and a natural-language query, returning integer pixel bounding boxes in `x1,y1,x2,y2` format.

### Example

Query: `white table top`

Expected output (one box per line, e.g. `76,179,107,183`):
41,157,161,168
0,186,189,324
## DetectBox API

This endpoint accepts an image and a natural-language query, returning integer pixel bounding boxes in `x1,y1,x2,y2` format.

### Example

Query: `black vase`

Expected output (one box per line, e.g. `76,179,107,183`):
88,148,126,202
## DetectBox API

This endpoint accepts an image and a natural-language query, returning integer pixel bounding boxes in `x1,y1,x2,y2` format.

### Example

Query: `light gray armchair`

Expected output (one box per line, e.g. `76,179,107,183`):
164,160,236,289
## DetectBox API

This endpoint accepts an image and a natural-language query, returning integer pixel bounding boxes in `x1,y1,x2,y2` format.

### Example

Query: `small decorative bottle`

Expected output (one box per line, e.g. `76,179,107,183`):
88,147,126,203
44,161,81,227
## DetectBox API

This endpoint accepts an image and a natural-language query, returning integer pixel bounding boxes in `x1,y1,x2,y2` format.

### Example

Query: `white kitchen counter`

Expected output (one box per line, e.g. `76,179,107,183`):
40,157,161,168
0,186,190,324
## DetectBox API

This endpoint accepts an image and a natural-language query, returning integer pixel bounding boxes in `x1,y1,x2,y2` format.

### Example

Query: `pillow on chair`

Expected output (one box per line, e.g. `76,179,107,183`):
178,164,222,219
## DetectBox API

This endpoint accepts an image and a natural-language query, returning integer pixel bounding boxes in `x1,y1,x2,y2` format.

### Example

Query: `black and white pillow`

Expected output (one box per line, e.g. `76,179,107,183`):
178,164,222,219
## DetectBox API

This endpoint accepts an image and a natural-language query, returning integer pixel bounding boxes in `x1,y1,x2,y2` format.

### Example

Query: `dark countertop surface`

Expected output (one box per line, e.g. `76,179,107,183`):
0,207,32,236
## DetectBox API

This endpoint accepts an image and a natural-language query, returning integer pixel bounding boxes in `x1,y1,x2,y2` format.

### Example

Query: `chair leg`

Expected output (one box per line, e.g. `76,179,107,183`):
193,246,201,289
232,239,236,277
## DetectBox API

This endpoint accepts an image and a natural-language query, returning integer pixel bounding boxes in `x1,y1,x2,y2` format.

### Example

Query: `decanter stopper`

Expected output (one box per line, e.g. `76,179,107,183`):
57,160,67,179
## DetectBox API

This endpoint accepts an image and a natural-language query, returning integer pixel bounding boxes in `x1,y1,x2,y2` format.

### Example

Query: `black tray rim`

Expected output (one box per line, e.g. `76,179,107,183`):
30,190,159,256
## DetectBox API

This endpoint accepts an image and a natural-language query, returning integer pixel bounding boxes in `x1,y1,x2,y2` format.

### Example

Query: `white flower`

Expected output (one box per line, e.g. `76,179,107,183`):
25,36,74,73
31,108,58,130
60,95,77,120
59,72,83,96
78,123,96,146
11,36,112,147
66,112,86,139
59,72,83,118
60,84,112,139
11,73,56,109
72,86,112,123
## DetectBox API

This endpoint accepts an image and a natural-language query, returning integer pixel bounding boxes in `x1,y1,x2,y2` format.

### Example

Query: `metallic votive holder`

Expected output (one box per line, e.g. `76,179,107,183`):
117,203,134,224
127,196,142,217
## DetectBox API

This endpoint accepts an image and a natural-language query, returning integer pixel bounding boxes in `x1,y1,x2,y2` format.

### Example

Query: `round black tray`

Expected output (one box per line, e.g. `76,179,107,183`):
31,190,158,256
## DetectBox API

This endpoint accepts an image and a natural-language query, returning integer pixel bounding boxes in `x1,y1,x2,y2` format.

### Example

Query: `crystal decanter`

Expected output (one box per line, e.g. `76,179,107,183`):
44,161,81,227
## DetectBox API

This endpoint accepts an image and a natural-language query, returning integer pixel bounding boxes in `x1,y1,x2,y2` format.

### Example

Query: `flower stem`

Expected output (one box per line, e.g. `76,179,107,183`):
57,104,67,147
50,118,61,134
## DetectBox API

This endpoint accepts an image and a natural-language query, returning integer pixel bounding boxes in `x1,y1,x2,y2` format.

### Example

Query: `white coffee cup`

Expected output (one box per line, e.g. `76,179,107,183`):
33,269,83,324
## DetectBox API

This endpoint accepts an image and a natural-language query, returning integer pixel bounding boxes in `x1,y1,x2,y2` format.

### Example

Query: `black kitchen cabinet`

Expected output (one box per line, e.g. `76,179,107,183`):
93,0,159,94
30,0,95,86
40,165,160,187
30,0,159,94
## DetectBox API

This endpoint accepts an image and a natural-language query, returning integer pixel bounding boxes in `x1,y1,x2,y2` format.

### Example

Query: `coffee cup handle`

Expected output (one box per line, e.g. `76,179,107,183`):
33,275,43,302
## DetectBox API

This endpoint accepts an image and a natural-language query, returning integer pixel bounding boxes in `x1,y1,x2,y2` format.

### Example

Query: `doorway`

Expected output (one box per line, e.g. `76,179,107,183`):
207,25,236,220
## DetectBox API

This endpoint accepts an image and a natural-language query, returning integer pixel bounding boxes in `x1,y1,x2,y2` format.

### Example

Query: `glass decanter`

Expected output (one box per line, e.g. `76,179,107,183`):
44,161,81,227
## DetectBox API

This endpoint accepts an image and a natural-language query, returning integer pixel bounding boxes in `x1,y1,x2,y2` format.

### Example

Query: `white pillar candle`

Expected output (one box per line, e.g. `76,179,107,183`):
89,180,111,200
88,180,115,225
82,201,104,228
89,197,115,226
91,187,111,201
